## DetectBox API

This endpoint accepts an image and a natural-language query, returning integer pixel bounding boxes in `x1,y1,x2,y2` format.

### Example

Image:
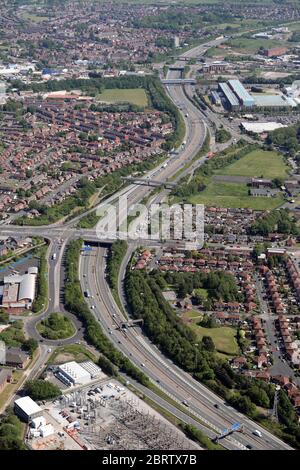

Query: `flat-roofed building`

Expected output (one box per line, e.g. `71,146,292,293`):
57,361,91,386
253,94,297,108
14,396,43,423
80,361,102,379
228,80,255,107
218,82,239,110
241,122,288,134
263,47,288,57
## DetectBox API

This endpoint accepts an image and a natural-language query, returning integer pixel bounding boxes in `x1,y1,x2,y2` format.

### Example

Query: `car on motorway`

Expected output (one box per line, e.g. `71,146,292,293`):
109,330,112,335
214,404,219,409
141,363,145,367
182,400,189,407
246,444,253,450
253,430,262,438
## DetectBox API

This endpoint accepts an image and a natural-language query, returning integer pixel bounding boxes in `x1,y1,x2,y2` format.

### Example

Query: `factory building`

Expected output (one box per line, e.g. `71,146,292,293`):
263,47,288,57
202,61,229,74
56,360,102,387
14,396,43,423
228,80,255,107
0,267,38,311
253,94,297,109
241,122,288,134
211,91,221,106
218,83,239,110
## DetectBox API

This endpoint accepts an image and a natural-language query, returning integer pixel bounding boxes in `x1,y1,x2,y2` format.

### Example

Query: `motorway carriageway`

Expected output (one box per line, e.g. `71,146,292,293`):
80,246,292,451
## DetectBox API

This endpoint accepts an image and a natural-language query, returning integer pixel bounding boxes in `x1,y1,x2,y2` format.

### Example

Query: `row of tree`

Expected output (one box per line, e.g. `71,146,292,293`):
249,209,299,236
64,239,149,386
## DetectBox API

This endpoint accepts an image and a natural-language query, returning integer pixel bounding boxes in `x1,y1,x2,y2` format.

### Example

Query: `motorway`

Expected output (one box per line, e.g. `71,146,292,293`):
0,37,294,450
80,245,292,450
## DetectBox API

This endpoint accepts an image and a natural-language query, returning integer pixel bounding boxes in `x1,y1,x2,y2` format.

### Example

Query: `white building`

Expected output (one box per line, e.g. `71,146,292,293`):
241,122,287,134
40,424,54,438
31,416,46,429
0,341,6,365
57,361,91,386
14,396,42,423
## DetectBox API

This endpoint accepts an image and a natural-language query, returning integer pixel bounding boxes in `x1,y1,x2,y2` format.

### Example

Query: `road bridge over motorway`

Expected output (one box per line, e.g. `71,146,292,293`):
121,176,176,190
162,78,196,85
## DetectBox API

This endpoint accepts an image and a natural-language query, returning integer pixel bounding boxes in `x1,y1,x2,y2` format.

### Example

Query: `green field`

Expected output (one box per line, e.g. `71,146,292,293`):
181,149,288,210
21,13,49,23
216,150,289,179
97,88,148,107
206,36,287,57
47,344,97,365
189,181,284,210
190,325,240,356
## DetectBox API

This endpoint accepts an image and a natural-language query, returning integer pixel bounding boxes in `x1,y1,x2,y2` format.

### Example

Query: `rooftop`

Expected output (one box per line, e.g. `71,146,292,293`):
14,396,42,416
253,94,298,108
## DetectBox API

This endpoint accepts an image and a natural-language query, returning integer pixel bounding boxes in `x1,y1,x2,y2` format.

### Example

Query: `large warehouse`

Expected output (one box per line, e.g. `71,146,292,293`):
218,82,239,110
14,396,43,423
228,80,255,107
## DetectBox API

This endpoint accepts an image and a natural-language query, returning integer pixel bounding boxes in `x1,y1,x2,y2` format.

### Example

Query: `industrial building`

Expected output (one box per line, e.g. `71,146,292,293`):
56,361,102,387
0,267,38,311
202,61,229,74
218,82,239,110
228,80,255,107
263,47,288,57
252,94,297,108
211,90,221,106
14,396,43,423
241,122,288,134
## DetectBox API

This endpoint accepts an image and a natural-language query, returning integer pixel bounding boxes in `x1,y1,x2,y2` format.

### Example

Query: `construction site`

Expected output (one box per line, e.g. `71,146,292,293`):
26,380,200,451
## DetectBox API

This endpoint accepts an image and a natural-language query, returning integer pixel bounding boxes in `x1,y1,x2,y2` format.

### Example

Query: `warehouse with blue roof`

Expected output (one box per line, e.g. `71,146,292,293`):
218,83,239,110
228,80,255,107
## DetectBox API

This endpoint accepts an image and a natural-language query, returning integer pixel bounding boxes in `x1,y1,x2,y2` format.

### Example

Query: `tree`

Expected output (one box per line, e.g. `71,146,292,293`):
202,336,215,352
0,310,9,324
24,379,61,400
247,385,270,409
22,338,38,357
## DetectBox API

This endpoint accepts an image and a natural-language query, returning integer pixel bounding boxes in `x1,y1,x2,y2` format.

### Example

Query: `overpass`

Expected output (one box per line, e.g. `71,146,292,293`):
162,78,196,85
168,66,185,72
121,176,176,190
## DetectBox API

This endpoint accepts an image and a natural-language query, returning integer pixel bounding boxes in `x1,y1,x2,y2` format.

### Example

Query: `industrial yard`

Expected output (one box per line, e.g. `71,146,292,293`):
24,380,199,451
